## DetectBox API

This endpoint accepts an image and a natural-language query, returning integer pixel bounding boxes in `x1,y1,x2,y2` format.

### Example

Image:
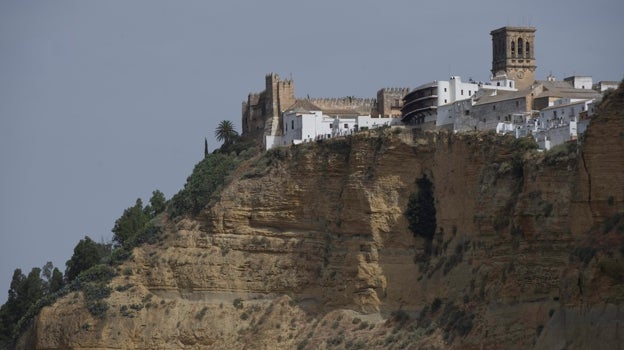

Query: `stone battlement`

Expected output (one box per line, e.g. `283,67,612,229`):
242,74,410,144
379,87,410,94
307,97,376,108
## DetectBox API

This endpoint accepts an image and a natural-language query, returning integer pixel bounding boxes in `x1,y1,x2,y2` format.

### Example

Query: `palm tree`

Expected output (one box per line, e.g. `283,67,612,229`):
215,120,238,146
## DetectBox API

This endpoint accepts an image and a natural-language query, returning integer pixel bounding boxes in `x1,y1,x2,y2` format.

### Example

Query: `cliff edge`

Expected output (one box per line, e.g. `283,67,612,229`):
17,83,624,349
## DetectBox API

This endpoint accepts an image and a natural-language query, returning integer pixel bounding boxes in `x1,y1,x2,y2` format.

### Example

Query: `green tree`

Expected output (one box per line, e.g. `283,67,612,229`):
215,120,238,146
21,268,44,311
145,190,166,217
170,152,241,217
0,267,45,343
0,269,25,343
49,268,64,294
204,137,209,158
112,199,149,247
41,261,64,294
65,236,105,282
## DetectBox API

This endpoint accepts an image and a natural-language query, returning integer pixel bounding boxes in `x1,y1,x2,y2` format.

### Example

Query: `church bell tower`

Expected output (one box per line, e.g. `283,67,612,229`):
491,26,536,90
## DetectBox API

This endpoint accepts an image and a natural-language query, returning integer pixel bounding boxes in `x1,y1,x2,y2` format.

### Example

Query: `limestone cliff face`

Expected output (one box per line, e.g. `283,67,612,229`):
18,85,624,349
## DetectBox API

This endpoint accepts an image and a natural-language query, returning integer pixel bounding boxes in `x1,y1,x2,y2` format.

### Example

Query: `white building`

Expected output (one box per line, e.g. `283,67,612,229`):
492,96,597,150
402,75,517,129
563,76,593,90
593,80,620,92
265,106,400,150
533,98,596,149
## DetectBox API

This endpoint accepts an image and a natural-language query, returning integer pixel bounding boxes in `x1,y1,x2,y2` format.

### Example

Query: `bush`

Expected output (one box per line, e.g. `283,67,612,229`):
544,142,578,165
391,310,410,324
86,300,109,318
170,152,251,217
77,265,116,284
65,236,111,282
115,283,134,292
126,224,163,247
233,298,243,309
83,283,111,301
439,302,474,340
297,339,308,350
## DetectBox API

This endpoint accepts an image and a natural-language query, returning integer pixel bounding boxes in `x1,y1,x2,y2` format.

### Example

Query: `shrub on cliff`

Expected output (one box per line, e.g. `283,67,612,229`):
65,236,111,283
112,199,150,248
170,150,253,218
544,142,578,165
405,175,437,241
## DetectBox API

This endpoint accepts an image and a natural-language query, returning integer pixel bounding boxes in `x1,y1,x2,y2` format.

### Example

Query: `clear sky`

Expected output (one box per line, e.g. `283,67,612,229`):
0,0,622,303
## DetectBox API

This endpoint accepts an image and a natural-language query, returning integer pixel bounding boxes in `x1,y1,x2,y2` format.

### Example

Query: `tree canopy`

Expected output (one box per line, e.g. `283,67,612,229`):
65,236,109,282
0,262,65,345
144,190,166,217
112,199,149,248
215,120,238,146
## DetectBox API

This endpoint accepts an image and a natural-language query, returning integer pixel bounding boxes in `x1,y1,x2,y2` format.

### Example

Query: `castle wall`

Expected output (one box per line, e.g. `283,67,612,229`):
241,73,295,143
242,73,407,145
307,97,376,115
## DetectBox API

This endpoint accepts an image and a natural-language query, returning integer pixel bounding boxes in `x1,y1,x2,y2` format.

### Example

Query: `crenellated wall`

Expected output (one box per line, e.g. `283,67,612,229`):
242,74,408,145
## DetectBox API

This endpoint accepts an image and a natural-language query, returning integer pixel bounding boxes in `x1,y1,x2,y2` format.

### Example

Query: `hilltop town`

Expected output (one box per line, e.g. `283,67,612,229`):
242,26,619,151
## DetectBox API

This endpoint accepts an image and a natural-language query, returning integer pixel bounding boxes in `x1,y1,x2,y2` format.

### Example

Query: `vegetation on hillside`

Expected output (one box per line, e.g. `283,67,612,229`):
0,119,252,346
169,122,256,218
0,263,65,347
0,188,168,346
215,120,239,146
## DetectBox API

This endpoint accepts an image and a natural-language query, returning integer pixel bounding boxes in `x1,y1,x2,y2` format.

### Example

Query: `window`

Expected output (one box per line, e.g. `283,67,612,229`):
344,123,348,129
497,82,501,86
526,42,530,57
464,110,470,116
461,89,464,95
291,120,294,129
468,90,471,96
444,99,447,103
511,41,516,57
518,38,523,58
493,105,496,111
444,87,447,92
515,101,519,107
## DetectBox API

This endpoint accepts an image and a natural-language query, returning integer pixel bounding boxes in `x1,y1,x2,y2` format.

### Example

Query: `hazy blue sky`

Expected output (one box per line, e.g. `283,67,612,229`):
1,0,622,303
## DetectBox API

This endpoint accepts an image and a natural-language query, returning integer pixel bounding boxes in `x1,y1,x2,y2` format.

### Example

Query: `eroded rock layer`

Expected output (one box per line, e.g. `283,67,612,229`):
18,84,624,350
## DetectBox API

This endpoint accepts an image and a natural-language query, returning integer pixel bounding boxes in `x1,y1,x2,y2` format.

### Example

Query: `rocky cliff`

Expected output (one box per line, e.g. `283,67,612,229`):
18,84,624,349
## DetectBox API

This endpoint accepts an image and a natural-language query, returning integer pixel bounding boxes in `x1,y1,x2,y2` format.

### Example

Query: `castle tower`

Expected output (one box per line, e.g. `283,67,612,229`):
491,26,536,90
264,73,295,137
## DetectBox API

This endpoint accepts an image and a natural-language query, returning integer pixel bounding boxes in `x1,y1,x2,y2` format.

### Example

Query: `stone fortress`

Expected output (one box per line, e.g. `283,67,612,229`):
242,26,619,150
241,73,409,144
